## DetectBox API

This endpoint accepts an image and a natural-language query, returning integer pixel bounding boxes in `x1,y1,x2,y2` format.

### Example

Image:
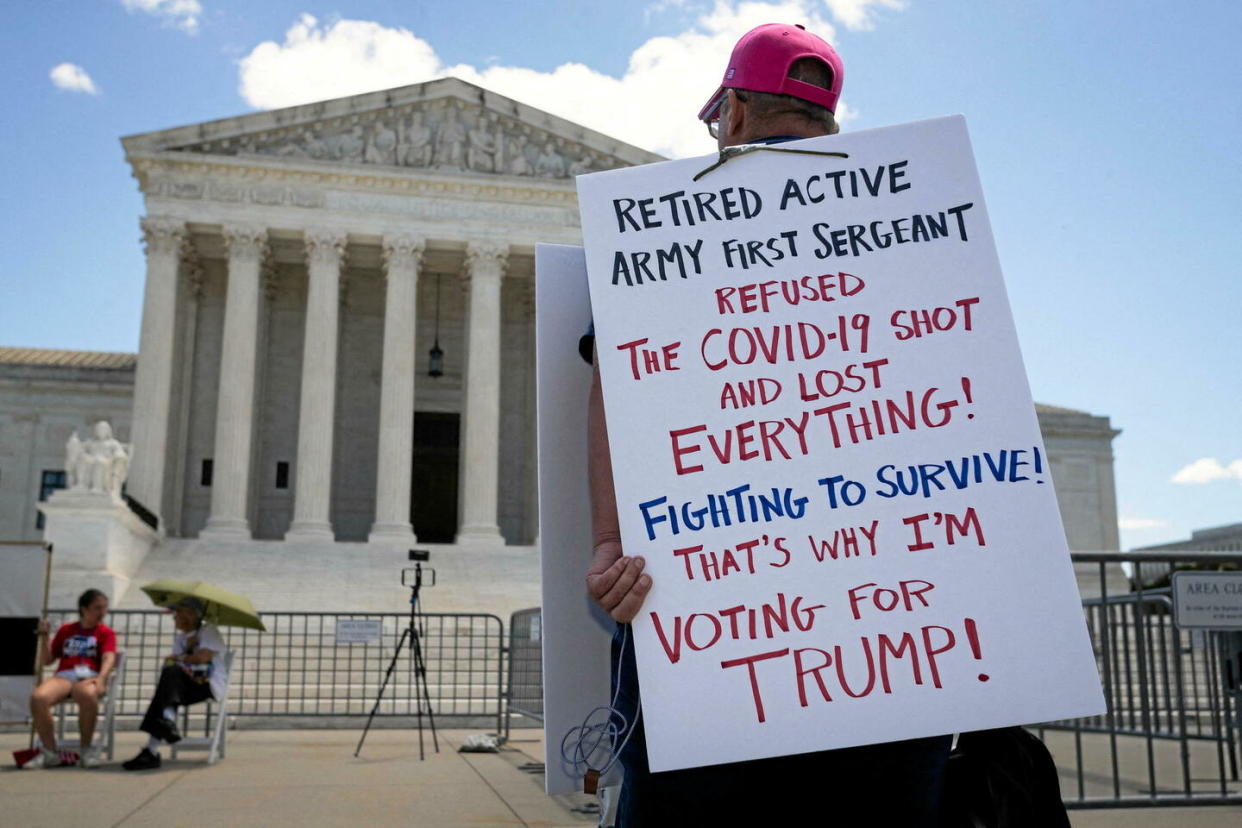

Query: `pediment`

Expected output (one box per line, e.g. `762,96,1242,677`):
122,77,663,181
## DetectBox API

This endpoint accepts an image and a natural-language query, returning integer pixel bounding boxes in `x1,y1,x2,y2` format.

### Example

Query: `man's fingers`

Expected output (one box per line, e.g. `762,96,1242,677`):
587,556,654,621
597,557,644,611
610,573,653,623
585,555,629,601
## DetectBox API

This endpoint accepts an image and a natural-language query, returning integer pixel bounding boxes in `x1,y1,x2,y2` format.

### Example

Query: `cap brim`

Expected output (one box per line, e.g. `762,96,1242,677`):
697,87,726,122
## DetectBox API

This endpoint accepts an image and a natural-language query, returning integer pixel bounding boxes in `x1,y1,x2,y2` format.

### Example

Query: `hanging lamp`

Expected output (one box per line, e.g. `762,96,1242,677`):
428,273,444,377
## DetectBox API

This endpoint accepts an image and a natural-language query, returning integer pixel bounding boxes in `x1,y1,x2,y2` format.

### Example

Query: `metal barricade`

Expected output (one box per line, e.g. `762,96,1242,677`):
1041,553,1242,808
44,609,506,733
504,607,544,741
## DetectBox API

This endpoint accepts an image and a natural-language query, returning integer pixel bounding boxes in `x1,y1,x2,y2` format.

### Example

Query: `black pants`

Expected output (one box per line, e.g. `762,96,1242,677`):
139,664,214,736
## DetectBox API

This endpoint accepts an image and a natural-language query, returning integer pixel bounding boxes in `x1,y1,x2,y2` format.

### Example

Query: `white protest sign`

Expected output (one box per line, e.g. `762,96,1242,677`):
577,116,1105,772
534,243,620,795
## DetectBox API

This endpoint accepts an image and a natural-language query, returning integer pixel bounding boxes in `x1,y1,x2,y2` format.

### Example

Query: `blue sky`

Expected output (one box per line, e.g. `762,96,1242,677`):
2,0,1239,549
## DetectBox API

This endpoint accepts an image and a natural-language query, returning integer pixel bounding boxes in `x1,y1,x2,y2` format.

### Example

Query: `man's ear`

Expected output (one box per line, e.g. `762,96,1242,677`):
723,89,748,145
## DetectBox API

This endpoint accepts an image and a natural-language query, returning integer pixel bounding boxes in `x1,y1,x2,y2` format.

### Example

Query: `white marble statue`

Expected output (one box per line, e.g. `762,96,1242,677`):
507,132,531,176
364,121,398,165
536,140,567,178
400,112,432,167
65,431,84,489
467,113,500,173
66,421,131,500
568,151,596,177
328,126,366,162
434,104,467,169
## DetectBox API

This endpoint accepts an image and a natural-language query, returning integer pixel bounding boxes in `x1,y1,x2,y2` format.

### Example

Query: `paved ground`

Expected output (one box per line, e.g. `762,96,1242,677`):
3,728,1240,827
2,728,594,828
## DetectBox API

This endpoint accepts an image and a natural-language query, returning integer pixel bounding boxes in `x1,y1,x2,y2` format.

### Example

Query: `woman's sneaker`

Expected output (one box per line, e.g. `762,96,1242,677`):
122,748,162,771
80,745,102,768
24,748,69,768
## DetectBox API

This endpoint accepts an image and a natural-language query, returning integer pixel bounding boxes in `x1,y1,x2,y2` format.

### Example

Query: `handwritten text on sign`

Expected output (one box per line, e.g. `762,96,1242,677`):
577,117,1103,772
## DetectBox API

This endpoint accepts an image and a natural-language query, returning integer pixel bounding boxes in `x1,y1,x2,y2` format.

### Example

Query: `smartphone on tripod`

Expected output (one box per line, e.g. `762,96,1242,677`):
355,549,439,759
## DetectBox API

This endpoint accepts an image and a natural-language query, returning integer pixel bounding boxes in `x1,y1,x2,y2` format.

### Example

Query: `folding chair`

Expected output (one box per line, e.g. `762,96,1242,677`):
54,651,125,759
170,650,234,765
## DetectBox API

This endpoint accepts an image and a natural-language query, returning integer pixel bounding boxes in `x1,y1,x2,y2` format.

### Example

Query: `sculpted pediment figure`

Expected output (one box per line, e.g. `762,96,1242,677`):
158,81,650,180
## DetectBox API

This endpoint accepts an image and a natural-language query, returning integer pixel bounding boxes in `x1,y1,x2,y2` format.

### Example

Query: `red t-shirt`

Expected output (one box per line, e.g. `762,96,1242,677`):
51,622,117,673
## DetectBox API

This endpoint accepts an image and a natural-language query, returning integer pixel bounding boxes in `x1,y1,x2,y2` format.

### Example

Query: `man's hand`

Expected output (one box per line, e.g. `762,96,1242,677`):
586,541,652,623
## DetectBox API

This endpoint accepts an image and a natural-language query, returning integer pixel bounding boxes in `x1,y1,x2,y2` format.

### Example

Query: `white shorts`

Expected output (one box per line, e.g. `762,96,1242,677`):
54,667,99,682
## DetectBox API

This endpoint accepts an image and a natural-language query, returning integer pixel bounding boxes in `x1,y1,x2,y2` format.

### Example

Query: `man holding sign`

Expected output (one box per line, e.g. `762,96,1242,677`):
585,24,954,827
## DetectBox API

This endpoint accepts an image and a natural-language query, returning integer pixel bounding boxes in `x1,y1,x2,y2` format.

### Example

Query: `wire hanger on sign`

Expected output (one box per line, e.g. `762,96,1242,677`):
693,145,850,182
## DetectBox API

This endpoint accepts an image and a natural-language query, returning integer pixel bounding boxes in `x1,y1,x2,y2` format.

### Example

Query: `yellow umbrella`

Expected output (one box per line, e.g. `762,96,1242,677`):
140,579,267,631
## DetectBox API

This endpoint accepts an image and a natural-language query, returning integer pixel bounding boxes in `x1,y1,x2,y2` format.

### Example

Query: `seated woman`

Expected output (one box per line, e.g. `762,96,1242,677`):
123,596,228,771
28,588,118,769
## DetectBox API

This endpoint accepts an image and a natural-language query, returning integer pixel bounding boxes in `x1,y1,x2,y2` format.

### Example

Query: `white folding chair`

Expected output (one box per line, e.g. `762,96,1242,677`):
54,651,125,759
170,650,234,765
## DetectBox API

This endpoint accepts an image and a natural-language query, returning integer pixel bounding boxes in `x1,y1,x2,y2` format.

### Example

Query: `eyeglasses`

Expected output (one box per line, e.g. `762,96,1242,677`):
705,90,748,139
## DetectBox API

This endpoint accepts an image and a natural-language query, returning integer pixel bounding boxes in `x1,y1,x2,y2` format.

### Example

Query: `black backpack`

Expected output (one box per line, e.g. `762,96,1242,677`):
943,727,1071,828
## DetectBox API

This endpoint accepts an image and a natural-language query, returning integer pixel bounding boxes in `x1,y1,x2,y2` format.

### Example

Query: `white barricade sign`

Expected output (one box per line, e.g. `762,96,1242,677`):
1172,571,1242,629
335,619,383,644
577,115,1105,772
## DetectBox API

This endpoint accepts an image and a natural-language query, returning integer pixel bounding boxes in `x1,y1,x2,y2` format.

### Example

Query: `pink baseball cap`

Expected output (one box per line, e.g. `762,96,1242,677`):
698,23,844,122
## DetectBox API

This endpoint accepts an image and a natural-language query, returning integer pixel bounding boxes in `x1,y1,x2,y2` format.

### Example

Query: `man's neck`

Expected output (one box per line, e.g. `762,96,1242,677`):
730,120,827,146
748,135,805,145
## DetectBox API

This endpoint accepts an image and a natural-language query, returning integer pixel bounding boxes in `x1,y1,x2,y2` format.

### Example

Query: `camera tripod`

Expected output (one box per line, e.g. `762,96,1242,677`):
355,563,439,759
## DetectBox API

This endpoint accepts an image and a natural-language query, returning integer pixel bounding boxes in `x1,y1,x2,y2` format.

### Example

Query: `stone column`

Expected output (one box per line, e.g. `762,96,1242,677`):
167,250,204,537
368,234,425,544
127,217,186,523
201,224,267,540
456,241,507,547
285,229,347,542
521,280,540,547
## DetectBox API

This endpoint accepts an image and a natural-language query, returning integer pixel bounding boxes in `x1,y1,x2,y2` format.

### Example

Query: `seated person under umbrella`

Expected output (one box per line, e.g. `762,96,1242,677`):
123,596,228,770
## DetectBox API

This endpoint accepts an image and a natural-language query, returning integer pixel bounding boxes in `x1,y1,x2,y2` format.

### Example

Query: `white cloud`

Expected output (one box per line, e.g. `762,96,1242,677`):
49,63,99,95
1171,457,1242,485
239,14,440,110
1118,517,1168,531
237,2,885,159
121,0,202,34
822,0,906,30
